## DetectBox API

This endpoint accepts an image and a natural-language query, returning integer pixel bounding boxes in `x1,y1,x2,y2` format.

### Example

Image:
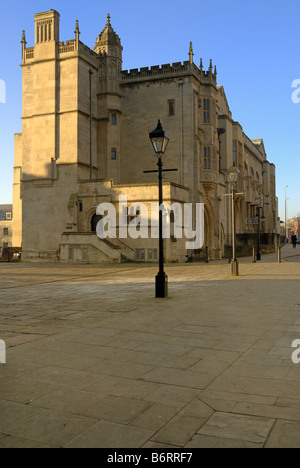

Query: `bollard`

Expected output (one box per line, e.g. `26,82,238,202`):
252,247,256,263
205,246,209,264
278,246,281,263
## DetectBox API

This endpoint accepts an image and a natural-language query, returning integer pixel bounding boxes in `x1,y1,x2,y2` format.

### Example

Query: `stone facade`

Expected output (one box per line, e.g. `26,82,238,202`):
0,205,13,254
13,10,279,263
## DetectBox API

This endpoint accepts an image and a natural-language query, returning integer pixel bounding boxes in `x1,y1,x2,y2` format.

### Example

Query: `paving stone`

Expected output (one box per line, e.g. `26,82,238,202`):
185,434,261,448
6,409,97,447
64,420,154,448
0,399,42,432
150,415,207,447
0,376,59,404
24,365,101,389
130,404,178,431
146,385,199,408
265,420,300,448
142,367,214,389
198,412,275,445
84,375,160,400
84,359,154,379
232,401,300,422
0,434,54,448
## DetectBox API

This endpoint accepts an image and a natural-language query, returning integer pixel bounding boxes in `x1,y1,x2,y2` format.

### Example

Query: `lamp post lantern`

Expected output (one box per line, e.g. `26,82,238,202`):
149,120,170,298
228,164,240,276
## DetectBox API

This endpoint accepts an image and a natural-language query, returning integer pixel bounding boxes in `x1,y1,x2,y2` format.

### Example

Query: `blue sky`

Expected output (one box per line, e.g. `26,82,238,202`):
0,0,299,220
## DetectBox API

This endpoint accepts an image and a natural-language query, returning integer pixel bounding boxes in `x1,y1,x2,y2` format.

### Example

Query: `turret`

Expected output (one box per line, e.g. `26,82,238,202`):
34,10,60,44
94,14,122,62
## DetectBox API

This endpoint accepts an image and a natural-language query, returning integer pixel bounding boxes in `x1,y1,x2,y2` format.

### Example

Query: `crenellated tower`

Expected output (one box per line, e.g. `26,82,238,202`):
94,15,123,182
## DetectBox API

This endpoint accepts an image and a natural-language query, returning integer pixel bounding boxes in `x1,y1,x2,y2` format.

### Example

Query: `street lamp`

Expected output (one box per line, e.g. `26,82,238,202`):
228,164,240,276
255,195,262,261
285,185,288,241
149,120,170,298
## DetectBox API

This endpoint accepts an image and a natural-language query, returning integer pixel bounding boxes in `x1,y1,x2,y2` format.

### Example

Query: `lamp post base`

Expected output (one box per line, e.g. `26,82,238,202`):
155,272,168,298
256,251,261,261
231,260,239,276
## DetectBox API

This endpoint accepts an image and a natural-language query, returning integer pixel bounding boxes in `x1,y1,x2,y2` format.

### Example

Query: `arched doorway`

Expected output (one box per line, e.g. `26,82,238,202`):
91,213,102,232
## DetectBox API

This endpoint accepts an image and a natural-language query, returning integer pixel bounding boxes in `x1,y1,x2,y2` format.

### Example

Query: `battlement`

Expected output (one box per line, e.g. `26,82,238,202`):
58,40,75,54
121,60,217,85
121,62,191,80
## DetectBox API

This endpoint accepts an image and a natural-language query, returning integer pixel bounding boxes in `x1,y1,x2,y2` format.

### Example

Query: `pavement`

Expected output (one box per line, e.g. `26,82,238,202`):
0,244,300,448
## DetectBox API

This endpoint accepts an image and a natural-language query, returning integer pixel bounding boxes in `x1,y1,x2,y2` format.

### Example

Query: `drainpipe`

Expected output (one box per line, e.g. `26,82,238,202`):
178,79,184,186
89,69,94,180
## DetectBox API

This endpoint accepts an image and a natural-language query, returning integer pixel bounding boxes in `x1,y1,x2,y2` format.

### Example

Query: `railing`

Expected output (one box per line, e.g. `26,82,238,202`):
58,40,75,54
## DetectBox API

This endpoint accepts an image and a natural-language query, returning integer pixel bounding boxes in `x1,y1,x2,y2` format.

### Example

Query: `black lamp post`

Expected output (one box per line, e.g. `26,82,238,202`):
255,196,262,261
228,164,240,276
149,120,170,298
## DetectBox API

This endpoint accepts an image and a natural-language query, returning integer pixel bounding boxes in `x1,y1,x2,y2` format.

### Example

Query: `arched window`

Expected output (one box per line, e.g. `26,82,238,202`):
91,213,102,232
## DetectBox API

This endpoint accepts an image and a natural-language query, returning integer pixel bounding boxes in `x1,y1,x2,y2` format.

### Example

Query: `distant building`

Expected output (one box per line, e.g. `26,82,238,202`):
0,205,13,252
13,10,279,263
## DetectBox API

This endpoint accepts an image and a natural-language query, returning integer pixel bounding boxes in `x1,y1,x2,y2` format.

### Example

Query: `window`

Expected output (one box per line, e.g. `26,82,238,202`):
135,249,145,261
111,148,117,160
3,242,8,249
6,212,11,220
68,247,74,261
203,98,210,123
204,147,210,169
3,228,8,236
168,100,175,116
232,140,237,165
82,248,88,261
111,113,117,125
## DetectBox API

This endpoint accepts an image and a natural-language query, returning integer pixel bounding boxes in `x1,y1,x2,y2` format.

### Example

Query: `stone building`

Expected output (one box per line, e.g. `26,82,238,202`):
0,205,13,253
13,10,279,263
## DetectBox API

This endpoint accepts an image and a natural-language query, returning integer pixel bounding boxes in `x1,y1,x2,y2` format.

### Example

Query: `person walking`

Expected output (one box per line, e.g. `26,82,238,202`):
292,234,297,248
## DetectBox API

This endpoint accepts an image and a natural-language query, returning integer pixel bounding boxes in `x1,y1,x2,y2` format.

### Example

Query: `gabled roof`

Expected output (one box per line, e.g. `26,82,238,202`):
252,138,267,157
217,86,231,116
